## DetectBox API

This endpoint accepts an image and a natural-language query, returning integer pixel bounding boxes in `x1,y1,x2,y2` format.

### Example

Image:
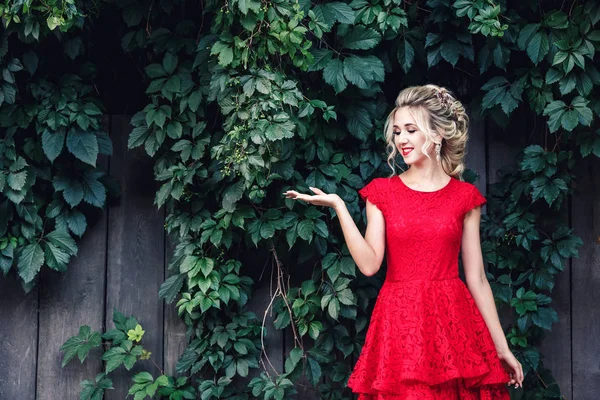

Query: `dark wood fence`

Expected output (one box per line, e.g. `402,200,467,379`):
0,115,598,399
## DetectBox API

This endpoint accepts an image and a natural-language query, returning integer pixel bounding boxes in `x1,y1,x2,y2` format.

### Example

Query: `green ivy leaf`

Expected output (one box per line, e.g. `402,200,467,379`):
42,129,65,162
17,243,44,283
481,76,525,115
80,373,113,400
343,55,384,89
323,58,347,93
577,130,600,157
46,230,78,255
159,274,185,303
341,26,381,50
66,129,99,166
526,32,550,65
397,39,415,73
60,325,102,367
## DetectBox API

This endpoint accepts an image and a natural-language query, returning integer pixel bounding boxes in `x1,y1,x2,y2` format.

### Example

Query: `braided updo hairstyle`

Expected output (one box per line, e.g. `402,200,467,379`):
384,84,469,179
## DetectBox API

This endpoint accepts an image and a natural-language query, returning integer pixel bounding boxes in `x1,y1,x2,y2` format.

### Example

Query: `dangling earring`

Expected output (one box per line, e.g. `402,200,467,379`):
435,142,441,164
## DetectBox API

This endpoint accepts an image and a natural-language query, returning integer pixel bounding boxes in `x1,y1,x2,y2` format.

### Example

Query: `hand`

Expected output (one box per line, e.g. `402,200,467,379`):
283,187,342,209
498,350,524,389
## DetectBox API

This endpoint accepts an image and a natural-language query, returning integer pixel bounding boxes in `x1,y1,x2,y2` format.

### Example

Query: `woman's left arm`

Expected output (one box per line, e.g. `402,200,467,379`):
461,205,510,355
461,205,524,388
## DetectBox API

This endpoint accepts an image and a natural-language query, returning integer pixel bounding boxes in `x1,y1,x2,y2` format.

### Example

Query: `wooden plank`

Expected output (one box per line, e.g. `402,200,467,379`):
105,115,165,398
163,236,187,376
486,120,572,395
484,119,520,333
571,157,600,399
539,184,573,395
36,210,108,399
35,121,110,400
460,116,487,284
0,275,38,399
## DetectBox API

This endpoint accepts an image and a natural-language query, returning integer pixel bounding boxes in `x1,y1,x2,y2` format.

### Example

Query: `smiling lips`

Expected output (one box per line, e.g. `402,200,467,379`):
401,147,413,156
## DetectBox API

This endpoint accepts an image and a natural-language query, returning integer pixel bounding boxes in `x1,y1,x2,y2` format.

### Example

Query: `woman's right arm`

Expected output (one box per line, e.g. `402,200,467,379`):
333,197,385,276
284,185,385,277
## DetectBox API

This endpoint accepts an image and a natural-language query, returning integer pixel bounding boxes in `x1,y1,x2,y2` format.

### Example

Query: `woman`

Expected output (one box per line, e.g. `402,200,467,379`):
284,84,524,399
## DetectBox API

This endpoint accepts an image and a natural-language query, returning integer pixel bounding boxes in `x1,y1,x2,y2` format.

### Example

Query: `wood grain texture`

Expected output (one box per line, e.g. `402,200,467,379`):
538,171,573,395
0,276,38,399
35,122,110,400
460,117,487,284
485,120,521,332
163,235,187,376
105,115,165,398
571,157,600,399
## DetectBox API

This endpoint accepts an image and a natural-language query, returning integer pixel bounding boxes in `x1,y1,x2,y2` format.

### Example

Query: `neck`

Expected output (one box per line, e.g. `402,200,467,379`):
403,161,449,183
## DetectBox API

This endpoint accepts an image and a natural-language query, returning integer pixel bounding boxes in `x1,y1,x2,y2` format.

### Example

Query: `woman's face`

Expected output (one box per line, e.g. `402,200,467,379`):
393,107,435,166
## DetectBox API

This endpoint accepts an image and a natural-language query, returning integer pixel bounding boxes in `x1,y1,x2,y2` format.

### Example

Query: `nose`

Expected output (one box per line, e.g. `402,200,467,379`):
397,131,409,143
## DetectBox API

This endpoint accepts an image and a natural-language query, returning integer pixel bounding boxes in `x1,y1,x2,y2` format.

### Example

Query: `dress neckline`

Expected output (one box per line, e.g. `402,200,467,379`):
397,175,454,193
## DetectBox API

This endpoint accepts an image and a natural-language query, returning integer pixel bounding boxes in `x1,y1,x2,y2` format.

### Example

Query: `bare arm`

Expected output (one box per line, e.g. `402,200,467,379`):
283,187,385,276
333,198,385,276
461,205,524,388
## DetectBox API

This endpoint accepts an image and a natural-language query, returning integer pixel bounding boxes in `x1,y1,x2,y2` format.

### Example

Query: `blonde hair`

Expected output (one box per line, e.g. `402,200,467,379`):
384,84,469,178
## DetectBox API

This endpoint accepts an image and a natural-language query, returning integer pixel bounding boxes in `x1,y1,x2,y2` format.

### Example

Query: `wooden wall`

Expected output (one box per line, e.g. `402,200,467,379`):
0,115,598,399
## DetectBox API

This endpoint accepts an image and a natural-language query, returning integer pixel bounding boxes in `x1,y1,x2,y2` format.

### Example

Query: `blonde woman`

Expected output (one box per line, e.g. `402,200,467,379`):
284,84,523,398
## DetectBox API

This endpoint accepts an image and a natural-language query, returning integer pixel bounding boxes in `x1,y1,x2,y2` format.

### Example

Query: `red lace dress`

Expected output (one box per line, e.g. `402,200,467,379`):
347,176,510,400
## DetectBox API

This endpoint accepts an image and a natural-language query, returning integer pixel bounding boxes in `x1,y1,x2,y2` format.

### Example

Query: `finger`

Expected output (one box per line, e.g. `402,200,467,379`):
519,364,524,387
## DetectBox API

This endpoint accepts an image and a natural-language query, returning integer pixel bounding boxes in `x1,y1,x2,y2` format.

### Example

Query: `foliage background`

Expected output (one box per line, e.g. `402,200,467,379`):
1,0,597,398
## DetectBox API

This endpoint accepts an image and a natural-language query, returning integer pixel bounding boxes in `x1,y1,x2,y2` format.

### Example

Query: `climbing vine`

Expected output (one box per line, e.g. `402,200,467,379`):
1,0,597,399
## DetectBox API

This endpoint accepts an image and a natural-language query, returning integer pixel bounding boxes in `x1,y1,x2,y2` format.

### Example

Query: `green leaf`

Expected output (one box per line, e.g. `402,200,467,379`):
397,39,415,73
526,32,550,65
284,347,303,373
145,64,166,79
45,242,70,272
222,181,244,212
159,274,185,303
308,49,333,72
532,307,558,330
341,26,381,50
82,171,107,208
60,325,102,367
64,37,84,60
66,129,99,166
440,40,461,67
211,42,234,67
42,130,65,162
17,243,44,283
46,230,78,255
297,219,314,242
343,55,384,89
102,346,127,373
163,52,178,75
7,170,27,191
323,59,347,93
481,76,524,115
324,2,355,24
80,373,113,400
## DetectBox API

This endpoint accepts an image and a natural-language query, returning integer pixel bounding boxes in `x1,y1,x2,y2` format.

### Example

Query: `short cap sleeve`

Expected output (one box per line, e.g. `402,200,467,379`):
358,179,383,210
465,184,486,213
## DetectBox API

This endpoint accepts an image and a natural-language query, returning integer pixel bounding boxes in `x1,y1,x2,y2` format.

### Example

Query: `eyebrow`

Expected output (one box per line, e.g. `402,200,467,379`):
393,124,417,128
